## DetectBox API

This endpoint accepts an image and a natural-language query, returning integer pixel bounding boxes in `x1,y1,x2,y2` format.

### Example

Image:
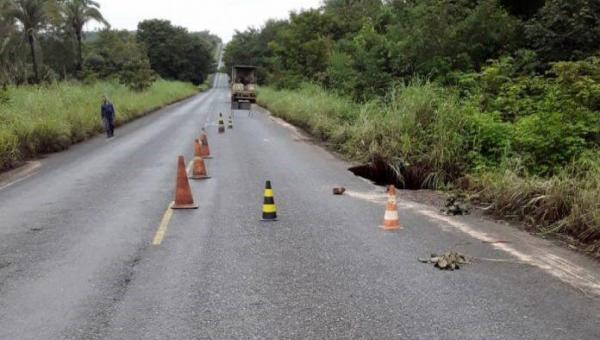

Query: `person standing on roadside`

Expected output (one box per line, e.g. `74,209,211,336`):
101,95,115,138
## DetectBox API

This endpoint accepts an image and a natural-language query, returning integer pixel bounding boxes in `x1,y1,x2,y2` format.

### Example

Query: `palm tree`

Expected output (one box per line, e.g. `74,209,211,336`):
0,0,16,83
9,0,50,83
0,1,15,48
62,0,108,72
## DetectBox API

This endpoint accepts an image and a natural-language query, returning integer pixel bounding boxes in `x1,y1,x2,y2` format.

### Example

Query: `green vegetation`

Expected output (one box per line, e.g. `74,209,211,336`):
84,29,157,91
137,19,215,86
231,0,600,250
258,80,599,251
198,74,214,92
1,1,220,86
0,0,220,171
0,80,197,170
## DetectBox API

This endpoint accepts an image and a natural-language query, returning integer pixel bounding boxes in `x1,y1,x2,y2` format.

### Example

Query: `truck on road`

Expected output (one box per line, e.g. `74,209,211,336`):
231,65,256,110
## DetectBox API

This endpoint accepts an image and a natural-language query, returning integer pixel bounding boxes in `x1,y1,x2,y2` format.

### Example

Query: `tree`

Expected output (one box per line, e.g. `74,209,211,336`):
9,0,51,83
268,10,335,85
137,19,214,85
61,0,108,73
0,1,15,44
223,26,275,82
0,0,14,86
191,30,222,53
323,0,383,38
84,29,155,90
499,0,545,19
119,57,156,91
526,0,600,63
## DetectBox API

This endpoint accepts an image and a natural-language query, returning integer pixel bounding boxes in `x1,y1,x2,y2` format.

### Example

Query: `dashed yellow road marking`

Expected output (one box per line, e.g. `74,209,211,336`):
152,201,174,246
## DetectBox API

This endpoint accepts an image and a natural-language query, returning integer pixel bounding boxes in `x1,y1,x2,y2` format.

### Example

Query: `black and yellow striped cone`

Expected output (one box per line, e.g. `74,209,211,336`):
228,115,233,129
218,113,225,133
261,180,277,221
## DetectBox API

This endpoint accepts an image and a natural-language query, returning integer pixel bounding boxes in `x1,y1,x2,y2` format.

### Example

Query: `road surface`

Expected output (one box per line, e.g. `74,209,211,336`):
0,73,599,340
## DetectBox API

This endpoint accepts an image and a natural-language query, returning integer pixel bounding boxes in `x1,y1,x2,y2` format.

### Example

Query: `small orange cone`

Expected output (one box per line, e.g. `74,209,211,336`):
193,139,202,158
190,156,210,180
200,138,212,159
380,185,401,230
200,132,209,146
172,156,198,209
190,140,210,180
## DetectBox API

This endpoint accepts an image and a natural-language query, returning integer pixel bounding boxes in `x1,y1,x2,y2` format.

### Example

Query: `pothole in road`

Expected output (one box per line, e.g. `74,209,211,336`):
348,158,428,190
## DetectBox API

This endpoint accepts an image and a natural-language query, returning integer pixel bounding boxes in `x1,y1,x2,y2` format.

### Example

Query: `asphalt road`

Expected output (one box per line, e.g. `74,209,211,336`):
0,73,599,340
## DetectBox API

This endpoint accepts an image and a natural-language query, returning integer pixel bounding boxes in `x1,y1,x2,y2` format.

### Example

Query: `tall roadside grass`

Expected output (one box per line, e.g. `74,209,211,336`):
258,83,600,252
0,80,197,171
464,155,600,254
257,83,358,144
259,82,469,188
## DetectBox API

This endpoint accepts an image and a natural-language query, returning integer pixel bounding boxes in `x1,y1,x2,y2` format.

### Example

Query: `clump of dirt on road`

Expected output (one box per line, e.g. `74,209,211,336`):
419,251,470,270
441,194,471,215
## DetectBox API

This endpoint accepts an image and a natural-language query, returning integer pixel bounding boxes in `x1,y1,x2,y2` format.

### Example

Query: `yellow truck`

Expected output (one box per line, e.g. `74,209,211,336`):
231,65,256,109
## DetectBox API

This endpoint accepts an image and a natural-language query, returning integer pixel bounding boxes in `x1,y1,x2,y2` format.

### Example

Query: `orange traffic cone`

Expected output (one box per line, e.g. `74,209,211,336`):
200,138,212,159
380,185,401,230
190,140,210,180
172,156,198,209
200,132,209,146
193,139,202,158
190,156,210,180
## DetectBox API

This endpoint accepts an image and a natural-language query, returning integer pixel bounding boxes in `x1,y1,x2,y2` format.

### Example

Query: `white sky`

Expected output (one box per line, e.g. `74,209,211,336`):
90,0,323,42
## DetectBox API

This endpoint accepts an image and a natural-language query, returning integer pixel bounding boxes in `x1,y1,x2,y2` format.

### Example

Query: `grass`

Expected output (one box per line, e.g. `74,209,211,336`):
464,156,600,254
259,82,468,188
0,80,198,171
258,83,600,254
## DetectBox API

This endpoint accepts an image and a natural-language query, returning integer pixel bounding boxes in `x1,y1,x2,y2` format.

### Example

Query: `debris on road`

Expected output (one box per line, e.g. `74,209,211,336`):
332,187,346,195
418,251,470,270
441,194,470,215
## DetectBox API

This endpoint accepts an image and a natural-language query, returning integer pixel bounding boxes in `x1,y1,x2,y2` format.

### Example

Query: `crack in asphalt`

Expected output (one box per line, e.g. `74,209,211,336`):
61,250,145,340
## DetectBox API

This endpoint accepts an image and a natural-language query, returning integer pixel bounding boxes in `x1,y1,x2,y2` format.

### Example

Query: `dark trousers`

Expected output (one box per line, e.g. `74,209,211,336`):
103,117,115,137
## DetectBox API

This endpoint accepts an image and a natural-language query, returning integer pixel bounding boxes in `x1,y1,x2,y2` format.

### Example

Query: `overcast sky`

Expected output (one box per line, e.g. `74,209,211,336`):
90,0,323,42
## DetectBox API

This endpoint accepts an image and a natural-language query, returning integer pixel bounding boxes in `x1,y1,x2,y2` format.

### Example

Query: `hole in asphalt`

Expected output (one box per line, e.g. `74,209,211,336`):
348,158,430,190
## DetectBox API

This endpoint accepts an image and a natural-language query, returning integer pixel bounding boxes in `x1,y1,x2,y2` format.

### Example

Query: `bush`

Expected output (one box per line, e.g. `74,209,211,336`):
462,55,600,175
118,58,157,91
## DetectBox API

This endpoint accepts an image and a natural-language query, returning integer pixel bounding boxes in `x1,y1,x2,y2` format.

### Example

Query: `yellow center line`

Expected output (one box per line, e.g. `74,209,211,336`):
152,201,175,246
